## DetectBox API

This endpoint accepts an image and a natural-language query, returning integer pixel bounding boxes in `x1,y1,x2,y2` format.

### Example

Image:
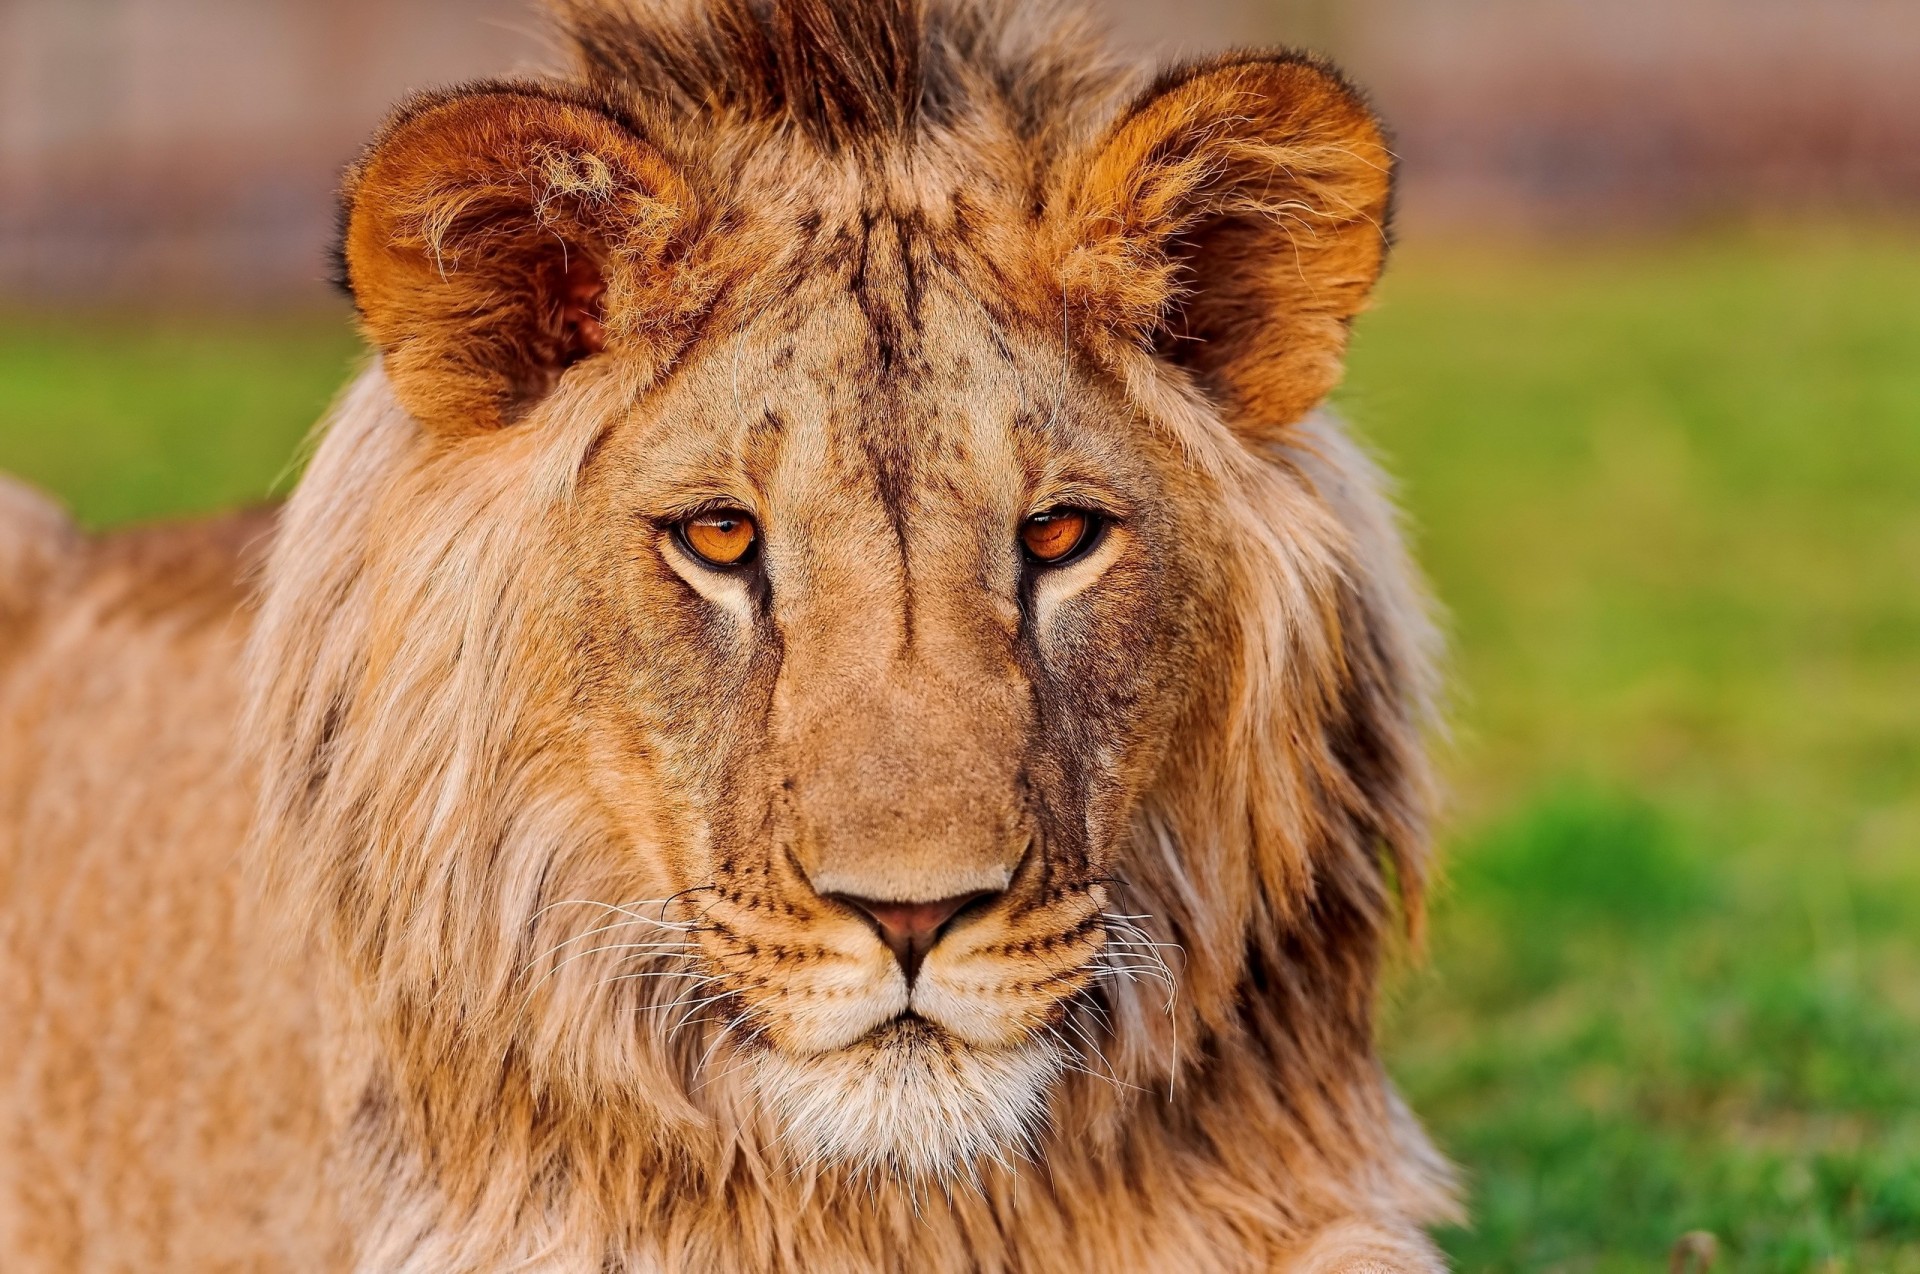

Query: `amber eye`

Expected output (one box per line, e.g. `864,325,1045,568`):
677,509,759,568
1020,508,1099,565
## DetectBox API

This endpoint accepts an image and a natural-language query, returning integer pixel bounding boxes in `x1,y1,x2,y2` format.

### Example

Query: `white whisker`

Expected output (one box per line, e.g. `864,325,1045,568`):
528,897,706,929
523,943,700,1000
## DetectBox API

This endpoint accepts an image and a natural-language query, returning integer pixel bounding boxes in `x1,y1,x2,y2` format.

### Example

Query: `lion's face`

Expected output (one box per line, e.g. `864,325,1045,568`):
265,30,1414,1191
559,267,1209,1171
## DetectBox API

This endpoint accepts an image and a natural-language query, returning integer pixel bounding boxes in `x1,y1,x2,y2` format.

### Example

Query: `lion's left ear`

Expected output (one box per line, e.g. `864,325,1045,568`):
339,83,698,434
1050,55,1394,436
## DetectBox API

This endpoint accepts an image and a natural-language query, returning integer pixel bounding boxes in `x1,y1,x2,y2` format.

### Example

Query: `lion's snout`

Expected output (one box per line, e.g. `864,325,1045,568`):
775,640,1034,908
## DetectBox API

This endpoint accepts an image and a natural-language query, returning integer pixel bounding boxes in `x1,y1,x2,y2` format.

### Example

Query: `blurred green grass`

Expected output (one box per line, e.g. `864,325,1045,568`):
1345,231,1920,1272
2,232,1917,1270
0,310,363,528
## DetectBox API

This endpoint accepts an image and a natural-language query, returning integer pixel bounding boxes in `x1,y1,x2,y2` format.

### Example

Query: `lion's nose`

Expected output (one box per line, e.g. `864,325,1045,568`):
831,890,996,982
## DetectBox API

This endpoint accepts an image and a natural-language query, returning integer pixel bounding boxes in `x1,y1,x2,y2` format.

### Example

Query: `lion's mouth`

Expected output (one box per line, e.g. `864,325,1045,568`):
828,1010,961,1063
868,1010,938,1041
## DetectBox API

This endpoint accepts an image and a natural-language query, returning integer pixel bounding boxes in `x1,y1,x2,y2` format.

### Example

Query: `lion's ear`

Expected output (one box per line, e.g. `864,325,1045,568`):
339,85,696,434
1052,55,1394,436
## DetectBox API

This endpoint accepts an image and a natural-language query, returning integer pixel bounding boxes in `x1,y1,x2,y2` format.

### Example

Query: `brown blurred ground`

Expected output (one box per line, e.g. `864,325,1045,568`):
3,0,1918,305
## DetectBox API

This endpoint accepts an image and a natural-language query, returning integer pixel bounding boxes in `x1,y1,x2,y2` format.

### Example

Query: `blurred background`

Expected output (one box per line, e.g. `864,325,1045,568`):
2,1,1916,1269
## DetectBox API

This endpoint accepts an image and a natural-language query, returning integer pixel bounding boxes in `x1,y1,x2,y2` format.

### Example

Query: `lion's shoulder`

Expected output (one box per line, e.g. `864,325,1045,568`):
0,485,278,684
82,505,279,628
0,475,79,662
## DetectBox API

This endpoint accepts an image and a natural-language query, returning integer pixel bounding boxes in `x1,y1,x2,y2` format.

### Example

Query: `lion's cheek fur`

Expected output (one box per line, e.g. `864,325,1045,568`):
735,948,909,1055
909,963,1088,1051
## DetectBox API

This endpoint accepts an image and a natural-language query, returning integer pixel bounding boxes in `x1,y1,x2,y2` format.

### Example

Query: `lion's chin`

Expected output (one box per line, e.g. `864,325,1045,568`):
745,1018,1062,1179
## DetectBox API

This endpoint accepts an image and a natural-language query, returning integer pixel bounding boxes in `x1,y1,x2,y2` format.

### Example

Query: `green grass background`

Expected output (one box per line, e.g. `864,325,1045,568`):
3,232,1916,1270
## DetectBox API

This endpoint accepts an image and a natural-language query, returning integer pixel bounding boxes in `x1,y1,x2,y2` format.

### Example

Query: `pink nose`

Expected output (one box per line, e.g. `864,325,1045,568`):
832,891,995,981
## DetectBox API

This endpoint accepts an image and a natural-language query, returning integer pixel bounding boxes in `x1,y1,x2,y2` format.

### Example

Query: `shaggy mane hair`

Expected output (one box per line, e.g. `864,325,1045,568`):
552,0,1096,147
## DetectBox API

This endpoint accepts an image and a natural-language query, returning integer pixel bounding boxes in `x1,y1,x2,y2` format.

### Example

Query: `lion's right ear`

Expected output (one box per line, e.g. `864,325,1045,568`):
339,85,697,434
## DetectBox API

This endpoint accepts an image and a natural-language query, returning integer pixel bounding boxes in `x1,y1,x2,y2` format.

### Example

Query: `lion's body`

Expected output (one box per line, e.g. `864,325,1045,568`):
0,502,338,1269
1,2,1460,1270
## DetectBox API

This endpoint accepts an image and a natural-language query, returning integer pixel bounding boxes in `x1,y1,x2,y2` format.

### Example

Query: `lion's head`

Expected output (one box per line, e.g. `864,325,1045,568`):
247,0,1438,1213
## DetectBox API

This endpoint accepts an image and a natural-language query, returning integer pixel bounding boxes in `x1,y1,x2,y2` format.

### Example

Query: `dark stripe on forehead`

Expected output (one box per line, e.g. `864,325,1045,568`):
897,209,928,331
848,211,897,376
859,376,918,655
846,207,938,378
852,225,912,655
730,406,790,501
846,208,957,654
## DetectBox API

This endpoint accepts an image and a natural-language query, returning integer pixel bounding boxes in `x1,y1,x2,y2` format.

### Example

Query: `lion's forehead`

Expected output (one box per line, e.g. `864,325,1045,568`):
642,257,1085,511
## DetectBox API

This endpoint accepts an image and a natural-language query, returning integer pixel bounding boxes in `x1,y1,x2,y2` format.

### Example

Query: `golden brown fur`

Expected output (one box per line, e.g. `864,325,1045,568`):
2,1,1458,1269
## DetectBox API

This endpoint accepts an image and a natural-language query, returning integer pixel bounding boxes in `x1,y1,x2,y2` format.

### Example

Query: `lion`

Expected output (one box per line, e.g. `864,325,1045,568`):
0,0,1460,1269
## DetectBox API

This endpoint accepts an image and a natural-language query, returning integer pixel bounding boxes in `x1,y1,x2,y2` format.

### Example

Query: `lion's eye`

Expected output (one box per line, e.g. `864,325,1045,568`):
677,510,759,568
1020,508,1099,565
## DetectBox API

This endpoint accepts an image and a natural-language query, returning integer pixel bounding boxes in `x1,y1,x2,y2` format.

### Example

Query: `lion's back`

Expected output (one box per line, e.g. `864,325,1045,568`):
0,495,340,1271
0,476,79,667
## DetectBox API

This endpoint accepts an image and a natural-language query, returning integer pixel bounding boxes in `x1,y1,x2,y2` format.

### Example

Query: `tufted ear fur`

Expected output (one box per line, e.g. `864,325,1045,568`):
1051,54,1394,437
338,85,698,433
